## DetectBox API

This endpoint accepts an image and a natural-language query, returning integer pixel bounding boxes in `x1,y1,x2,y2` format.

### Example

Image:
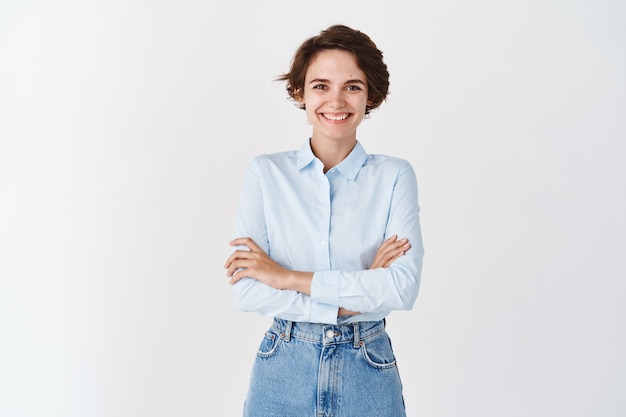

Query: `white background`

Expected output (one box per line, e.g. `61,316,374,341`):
1,1,625,416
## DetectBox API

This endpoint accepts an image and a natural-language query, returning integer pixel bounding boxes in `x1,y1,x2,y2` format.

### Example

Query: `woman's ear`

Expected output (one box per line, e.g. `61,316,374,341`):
293,88,303,102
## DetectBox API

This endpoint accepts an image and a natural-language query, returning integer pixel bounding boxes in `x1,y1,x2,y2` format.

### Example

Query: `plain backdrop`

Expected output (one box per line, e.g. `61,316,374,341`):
1,1,625,416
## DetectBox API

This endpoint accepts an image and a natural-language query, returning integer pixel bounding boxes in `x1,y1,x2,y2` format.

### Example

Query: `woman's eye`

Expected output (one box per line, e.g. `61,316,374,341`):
346,85,362,91
313,84,327,90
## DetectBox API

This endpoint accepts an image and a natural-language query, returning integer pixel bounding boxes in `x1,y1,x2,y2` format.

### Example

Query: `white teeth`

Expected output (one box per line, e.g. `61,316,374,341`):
323,113,349,121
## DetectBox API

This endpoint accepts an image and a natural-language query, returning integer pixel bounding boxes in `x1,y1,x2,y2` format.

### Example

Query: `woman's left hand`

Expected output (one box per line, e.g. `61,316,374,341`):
225,237,313,293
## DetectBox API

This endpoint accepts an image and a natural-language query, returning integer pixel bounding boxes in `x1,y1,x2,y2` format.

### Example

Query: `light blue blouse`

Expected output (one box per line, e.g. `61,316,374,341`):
230,139,424,324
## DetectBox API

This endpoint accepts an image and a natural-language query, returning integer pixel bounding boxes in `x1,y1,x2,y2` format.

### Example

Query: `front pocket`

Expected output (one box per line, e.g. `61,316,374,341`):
360,332,397,370
256,331,282,358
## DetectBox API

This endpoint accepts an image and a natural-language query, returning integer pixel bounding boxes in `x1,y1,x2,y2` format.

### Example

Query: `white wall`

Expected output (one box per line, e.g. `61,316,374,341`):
1,1,624,416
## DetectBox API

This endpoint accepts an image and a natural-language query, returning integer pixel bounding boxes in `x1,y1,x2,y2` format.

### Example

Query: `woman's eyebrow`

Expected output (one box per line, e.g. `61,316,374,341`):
308,78,366,85
309,78,329,84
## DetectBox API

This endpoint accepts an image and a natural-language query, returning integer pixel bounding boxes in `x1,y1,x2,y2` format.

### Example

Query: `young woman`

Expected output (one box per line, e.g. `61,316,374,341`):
224,24,424,417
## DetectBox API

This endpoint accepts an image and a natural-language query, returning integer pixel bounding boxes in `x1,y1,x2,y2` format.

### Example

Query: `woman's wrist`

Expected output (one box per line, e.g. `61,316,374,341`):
284,271,313,295
337,307,360,317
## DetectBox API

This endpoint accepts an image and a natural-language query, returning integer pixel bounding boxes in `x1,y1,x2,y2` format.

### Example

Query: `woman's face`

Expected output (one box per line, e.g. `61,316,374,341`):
298,49,370,145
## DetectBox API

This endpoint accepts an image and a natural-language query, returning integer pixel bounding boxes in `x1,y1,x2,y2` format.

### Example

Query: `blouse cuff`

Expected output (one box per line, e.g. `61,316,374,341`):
311,270,340,307
308,300,338,325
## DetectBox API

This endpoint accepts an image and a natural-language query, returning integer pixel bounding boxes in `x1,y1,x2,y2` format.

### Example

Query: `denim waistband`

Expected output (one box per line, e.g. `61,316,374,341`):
272,317,386,348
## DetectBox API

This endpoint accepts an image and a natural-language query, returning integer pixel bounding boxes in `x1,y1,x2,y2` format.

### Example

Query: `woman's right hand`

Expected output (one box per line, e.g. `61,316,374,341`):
369,235,411,269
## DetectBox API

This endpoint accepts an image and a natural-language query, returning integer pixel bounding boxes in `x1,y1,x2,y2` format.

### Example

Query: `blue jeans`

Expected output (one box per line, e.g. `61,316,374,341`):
243,318,406,417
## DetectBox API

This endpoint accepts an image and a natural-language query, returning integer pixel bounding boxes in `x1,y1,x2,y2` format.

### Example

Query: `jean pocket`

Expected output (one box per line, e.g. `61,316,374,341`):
360,332,397,370
256,330,282,358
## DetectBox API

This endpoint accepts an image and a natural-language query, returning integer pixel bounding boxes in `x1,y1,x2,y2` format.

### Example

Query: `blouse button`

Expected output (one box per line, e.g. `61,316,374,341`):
320,240,327,246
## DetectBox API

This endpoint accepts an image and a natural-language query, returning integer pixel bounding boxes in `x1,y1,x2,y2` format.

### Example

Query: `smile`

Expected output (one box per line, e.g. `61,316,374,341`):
322,113,350,121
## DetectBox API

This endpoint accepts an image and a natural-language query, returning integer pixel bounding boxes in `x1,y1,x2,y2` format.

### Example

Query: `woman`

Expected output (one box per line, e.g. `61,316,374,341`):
224,24,424,417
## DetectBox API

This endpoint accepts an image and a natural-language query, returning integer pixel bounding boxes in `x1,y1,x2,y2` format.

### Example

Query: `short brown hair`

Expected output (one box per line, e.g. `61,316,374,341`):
277,25,390,115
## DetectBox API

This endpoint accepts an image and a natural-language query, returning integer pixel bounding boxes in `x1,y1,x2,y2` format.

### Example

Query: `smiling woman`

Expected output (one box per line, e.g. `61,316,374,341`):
224,24,424,417
297,49,370,163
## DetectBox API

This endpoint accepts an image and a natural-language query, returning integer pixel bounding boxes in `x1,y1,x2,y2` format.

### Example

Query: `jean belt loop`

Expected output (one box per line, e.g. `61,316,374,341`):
353,322,360,348
284,320,293,342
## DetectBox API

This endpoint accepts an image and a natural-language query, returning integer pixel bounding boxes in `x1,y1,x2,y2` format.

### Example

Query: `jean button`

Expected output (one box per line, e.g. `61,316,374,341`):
325,329,335,338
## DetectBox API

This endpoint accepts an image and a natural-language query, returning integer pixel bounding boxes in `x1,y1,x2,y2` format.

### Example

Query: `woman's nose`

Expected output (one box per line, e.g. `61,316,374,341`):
327,89,345,108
